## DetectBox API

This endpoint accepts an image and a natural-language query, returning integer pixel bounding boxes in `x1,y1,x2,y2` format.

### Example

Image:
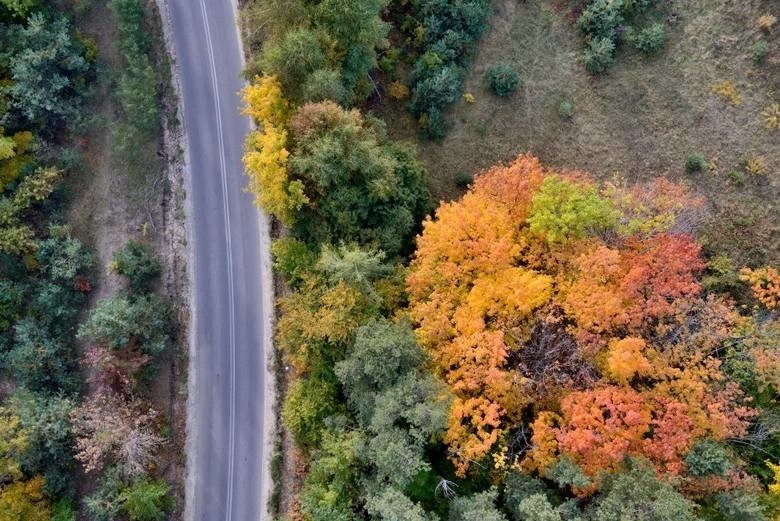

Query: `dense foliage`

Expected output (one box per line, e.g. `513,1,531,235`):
574,0,667,73
244,0,388,105
242,80,431,256
395,0,492,138
0,1,173,517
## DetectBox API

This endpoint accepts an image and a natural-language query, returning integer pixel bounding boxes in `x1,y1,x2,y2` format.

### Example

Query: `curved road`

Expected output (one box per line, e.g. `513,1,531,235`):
165,0,272,519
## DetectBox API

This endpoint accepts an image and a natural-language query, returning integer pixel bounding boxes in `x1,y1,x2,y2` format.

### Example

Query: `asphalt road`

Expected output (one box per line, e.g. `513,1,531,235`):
167,0,271,519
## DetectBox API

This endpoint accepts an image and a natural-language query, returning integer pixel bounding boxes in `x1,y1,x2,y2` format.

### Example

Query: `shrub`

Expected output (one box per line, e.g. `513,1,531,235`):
110,240,160,293
751,41,769,65
727,170,745,186
631,23,665,54
119,479,172,521
685,439,731,477
558,100,573,119
455,171,473,188
271,237,316,287
577,0,623,40
761,103,779,130
745,156,766,175
302,68,346,104
258,28,326,101
388,81,409,100
757,14,777,33
484,63,519,97
584,36,616,74
410,65,464,138
684,153,706,173
711,80,742,106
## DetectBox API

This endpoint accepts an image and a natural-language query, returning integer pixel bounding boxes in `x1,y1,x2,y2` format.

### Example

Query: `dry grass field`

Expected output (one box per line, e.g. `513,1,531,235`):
375,0,779,266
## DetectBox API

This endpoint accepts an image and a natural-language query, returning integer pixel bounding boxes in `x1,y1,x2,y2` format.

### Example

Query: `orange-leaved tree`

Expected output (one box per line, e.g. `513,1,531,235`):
407,154,756,481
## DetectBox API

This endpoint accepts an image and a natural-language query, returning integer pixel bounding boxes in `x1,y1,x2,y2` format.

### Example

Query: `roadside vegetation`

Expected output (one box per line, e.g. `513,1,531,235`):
239,0,779,520
0,0,178,519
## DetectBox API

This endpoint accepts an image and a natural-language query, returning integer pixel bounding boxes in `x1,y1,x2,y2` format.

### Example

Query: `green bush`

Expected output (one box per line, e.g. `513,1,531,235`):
685,439,731,477
405,0,492,138
119,479,172,521
258,27,326,101
302,68,347,104
584,36,616,74
751,40,769,65
454,171,473,188
484,63,519,97
684,153,706,173
631,23,665,54
578,0,623,40
271,237,316,287
728,170,746,186
558,100,573,119
111,240,161,293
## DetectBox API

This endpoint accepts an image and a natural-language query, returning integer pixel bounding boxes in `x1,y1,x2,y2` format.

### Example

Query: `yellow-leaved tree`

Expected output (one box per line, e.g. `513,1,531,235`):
241,75,307,224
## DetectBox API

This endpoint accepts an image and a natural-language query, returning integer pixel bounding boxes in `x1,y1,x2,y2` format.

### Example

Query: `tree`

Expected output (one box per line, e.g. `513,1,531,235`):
77,294,171,356
299,429,364,521
257,27,326,101
527,175,617,244
515,494,561,521
281,375,342,448
334,318,424,423
8,391,76,497
363,486,435,521
0,476,51,521
313,0,388,102
740,267,780,310
0,168,61,255
71,393,161,476
288,102,430,255
0,131,35,189
241,75,306,224
6,318,77,392
2,13,90,133
0,407,28,482
586,460,701,521
448,488,507,521
118,479,172,521
110,240,161,293
684,439,731,477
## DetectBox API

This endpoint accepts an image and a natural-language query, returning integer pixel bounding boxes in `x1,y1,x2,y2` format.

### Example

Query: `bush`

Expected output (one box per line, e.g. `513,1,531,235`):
751,41,769,65
684,439,731,477
484,63,519,97
631,23,665,54
577,0,623,40
558,100,573,119
728,170,745,186
410,65,464,138
455,171,473,188
110,240,160,293
584,36,616,74
258,27,326,101
119,479,172,521
302,68,346,104
684,153,706,173
271,237,316,287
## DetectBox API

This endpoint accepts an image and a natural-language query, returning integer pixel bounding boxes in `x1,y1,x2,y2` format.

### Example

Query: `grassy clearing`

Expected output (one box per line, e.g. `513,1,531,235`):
374,0,779,266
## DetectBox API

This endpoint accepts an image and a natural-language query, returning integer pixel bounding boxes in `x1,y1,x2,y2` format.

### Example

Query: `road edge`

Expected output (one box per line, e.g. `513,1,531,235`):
228,1,278,517
149,1,200,520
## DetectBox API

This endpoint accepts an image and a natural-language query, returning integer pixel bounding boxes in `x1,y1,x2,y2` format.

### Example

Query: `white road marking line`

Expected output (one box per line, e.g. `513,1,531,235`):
197,1,237,519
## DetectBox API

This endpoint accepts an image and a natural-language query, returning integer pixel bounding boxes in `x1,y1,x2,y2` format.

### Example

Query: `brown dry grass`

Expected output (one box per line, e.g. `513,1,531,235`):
374,0,779,266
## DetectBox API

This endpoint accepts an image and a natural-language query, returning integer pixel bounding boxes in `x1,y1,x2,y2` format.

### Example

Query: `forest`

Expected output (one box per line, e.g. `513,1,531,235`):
1,0,178,519
238,0,779,520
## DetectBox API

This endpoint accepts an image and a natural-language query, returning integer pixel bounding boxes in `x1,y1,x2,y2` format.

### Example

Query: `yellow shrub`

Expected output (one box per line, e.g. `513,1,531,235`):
388,81,409,100
463,92,475,104
761,103,779,130
745,156,766,175
711,81,742,106
757,13,777,32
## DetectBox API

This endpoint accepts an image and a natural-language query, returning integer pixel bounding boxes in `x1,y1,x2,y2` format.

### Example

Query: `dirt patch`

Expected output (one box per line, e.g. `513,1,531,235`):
374,0,779,266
